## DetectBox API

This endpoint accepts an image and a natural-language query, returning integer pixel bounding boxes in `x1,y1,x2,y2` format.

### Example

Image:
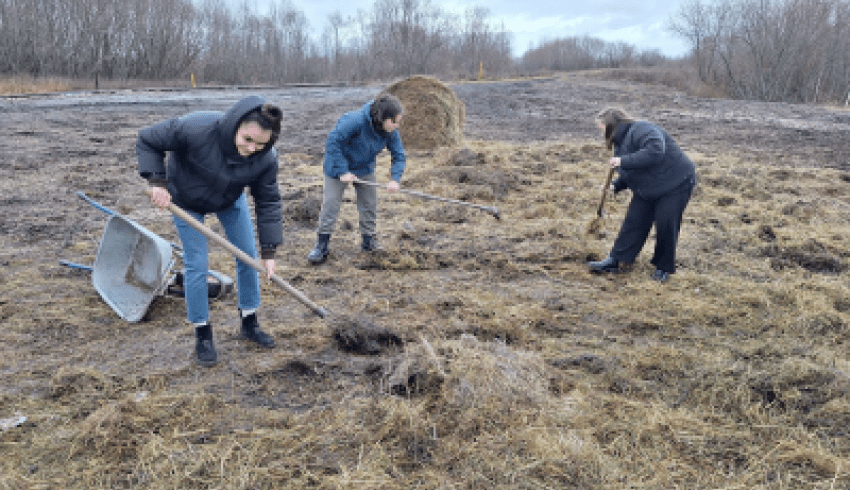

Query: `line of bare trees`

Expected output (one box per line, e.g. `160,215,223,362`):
315,1,513,82
518,36,668,73
0,0,514,84
669,0,850,103
0,0,202,79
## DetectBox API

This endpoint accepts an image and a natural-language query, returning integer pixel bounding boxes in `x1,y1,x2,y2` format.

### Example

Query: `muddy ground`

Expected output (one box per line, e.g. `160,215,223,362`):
2,72,850,488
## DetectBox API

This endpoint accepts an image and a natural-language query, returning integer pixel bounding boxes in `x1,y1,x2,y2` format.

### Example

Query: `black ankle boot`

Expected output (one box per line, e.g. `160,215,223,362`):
195,324,218,367
651,269,670,283
588,256,620,273
240,311,275,348
307,233,330,264
361,234,382,252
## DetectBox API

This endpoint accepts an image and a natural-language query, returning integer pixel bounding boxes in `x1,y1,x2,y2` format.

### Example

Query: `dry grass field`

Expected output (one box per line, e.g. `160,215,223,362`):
1,72,849,489
0,75,202,96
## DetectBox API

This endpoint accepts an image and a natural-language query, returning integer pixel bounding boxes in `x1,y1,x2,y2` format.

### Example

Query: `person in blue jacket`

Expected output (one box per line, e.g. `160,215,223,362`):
137,96,283,366
588,107,697,283
307,94,406,264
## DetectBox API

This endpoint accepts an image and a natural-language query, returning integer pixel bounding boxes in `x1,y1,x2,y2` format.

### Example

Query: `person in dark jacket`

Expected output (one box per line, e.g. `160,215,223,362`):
137,96,283,366
307,94,406,264
588,107,697,283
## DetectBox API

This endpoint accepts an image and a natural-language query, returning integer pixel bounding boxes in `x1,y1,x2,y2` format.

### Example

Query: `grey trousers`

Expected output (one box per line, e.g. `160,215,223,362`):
317,173,378,236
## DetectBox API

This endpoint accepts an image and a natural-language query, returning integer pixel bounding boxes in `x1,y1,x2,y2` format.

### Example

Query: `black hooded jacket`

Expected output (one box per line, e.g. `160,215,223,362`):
137,96,282,250
611,121,696,200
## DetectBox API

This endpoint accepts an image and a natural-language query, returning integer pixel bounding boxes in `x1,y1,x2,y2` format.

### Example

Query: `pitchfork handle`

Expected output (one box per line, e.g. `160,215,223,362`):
352,178,500,218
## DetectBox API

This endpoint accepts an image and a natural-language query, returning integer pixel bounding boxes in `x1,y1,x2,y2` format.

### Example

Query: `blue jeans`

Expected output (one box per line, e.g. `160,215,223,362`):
173,194,260,324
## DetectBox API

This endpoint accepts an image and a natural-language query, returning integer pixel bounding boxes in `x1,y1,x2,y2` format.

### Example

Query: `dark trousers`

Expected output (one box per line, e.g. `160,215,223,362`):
610,179,694,274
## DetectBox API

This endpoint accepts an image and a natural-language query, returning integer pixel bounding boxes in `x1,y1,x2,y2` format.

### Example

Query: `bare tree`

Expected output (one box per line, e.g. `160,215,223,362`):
324,11,346,79
670,0,850,103
668,0,733,82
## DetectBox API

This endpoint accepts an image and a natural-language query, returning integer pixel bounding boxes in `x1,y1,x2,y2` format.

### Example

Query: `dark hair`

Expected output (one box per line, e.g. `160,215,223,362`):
370,94,404,130
241,103,283,141
596,107,635,150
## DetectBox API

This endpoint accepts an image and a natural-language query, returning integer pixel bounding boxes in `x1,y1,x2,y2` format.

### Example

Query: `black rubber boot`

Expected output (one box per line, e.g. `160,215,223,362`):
307,233,330,264
361,234,383,252
195,324,218,367
240,311,275,348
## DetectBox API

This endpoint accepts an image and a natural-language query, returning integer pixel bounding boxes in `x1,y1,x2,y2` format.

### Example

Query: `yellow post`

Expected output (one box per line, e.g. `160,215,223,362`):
478,62,483,80
190,73,196,88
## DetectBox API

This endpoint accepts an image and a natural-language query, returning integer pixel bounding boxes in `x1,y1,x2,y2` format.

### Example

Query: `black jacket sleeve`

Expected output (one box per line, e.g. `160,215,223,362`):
250,148,283,258
137,118,185,187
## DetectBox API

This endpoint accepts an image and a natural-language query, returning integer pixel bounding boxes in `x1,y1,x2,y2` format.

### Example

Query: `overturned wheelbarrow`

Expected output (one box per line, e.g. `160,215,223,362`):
61,192,233,322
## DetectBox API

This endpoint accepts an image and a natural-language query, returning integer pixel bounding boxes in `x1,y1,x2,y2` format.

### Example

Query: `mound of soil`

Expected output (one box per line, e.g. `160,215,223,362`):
381,75,465,150
331,314,403,355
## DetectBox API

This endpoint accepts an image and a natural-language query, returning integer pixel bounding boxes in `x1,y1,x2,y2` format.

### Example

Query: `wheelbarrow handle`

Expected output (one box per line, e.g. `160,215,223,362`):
77,191,183,252
76,191,118,216
59,260,93,271
352,178,500,220
144,189,328,318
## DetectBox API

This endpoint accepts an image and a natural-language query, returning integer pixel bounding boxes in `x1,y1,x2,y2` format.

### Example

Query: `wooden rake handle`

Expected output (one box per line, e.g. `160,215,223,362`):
144,188,328,318
597,167,616,218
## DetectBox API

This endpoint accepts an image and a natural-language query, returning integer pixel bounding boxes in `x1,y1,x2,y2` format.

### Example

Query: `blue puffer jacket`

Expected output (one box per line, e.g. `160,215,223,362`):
611,121,696,200
323,101,406,181
136,96,282,250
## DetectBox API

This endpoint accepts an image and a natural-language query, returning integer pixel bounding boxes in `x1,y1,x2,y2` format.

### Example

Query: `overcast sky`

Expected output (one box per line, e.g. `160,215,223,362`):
239,0,691,58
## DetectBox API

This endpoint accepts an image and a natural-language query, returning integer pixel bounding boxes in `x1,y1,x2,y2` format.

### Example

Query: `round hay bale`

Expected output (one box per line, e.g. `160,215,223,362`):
381,75,465,150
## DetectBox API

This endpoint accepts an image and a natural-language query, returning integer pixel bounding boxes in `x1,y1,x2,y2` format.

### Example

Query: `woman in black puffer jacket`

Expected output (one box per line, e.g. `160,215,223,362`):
588,107,697,283
137,96,283,366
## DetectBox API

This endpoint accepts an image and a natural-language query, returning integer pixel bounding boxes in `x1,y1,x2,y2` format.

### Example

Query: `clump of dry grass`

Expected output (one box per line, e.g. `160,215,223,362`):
0,75,74,95
0,75,197,96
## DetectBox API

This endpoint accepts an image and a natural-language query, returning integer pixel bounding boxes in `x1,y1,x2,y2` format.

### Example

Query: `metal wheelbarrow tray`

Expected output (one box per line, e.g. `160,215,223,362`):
61,192,232,322
91,213,175,322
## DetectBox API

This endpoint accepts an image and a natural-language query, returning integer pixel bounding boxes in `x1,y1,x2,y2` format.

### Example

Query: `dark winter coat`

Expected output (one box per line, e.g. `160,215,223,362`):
611,121,696,200
323,101,406,181
136,96,282,250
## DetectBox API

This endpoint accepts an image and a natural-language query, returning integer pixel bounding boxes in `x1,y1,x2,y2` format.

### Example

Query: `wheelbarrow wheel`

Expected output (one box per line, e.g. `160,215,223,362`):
167,270,233,301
